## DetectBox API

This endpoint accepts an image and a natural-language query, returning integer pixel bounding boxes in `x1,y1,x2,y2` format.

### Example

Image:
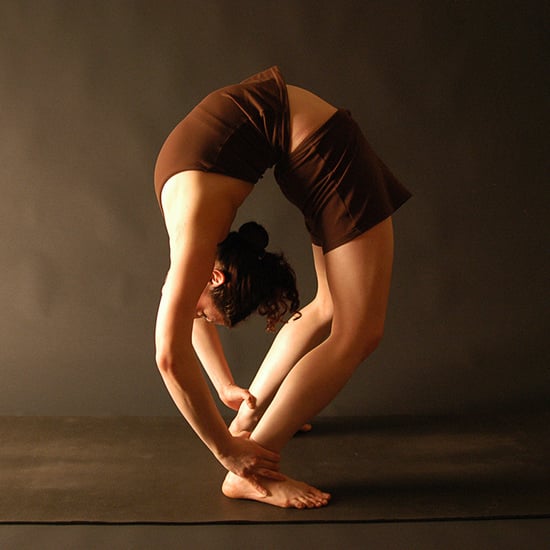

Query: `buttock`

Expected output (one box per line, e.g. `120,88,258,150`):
274,109,412,253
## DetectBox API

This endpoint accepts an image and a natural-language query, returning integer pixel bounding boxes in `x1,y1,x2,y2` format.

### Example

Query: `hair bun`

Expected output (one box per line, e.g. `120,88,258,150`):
238,222,269,254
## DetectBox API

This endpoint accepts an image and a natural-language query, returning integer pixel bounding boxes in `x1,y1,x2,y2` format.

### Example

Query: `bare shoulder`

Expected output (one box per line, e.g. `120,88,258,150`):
157,171,254,319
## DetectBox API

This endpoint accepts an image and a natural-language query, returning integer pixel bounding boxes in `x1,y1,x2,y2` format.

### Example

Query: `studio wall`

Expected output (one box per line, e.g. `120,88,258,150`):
0,0,547,416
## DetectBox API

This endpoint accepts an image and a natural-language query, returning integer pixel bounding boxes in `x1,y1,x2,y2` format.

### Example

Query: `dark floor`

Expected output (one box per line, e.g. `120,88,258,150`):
1,412,548,548
3,413,549,524
1,519,549,550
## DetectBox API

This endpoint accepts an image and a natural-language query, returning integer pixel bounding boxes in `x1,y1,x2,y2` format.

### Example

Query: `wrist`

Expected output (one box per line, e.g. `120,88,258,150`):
218,380,236,398
212,430,234,461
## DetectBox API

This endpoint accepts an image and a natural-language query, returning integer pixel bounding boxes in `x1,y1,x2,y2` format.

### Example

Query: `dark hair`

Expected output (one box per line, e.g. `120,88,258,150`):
210,222,300,332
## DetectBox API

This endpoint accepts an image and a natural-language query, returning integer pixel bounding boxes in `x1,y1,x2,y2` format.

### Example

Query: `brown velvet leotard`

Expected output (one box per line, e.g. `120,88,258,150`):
154,66,411,253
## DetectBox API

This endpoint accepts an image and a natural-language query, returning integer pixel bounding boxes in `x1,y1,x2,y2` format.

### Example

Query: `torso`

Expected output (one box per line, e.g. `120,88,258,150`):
286,85,338,153
161,82,338,228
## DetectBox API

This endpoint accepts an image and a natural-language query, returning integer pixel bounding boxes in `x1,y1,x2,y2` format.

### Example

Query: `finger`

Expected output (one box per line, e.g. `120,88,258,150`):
260,449,281,462
234,430,252,440
257,469,286,481
258,456,280,470
246,393,256,409
247,476,269,497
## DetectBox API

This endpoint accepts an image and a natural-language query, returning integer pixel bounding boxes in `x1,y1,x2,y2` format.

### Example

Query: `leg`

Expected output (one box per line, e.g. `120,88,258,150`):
223,218,394,507
230,244,333,434
253,218,393,449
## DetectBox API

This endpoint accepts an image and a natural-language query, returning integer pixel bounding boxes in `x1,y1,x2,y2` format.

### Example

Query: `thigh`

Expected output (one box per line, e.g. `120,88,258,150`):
310,243,332,311
324,217,394,348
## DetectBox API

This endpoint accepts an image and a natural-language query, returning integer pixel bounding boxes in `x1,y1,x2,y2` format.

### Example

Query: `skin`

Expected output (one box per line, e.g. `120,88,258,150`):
155,84,394,508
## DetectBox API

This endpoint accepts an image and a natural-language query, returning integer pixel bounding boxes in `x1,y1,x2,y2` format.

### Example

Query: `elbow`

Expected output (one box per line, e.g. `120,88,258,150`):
155,335,194,377
156,350,177,376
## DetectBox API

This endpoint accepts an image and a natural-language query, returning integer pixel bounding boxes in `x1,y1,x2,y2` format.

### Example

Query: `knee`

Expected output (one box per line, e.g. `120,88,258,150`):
332,324,384,364
363,328,384,358
307,295,333,331
352,331,383,364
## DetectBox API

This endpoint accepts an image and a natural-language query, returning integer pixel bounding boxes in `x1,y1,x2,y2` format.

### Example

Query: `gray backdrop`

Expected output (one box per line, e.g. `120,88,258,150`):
0,0,547,417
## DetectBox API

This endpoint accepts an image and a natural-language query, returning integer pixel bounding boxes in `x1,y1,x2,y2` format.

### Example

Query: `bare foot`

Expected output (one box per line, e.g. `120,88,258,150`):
222,471,331,509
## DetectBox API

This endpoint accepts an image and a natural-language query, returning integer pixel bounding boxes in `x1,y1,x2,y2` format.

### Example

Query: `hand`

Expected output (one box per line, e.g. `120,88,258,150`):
217,432,284,496
228,403,259,436
219,383,256,411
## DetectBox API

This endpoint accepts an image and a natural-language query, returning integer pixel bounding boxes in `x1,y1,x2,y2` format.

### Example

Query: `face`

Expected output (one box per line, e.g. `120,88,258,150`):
194,268,226,326
195,285,226,325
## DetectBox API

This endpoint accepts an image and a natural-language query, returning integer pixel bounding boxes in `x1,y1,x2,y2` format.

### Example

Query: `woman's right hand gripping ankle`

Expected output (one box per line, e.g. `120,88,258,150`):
216,432,284,496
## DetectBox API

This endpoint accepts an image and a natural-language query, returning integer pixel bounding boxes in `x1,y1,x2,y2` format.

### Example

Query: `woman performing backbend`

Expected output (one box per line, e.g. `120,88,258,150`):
154,66,411,509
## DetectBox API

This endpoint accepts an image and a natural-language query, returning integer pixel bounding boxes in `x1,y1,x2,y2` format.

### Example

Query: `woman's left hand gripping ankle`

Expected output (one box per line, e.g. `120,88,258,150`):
219,383,256,412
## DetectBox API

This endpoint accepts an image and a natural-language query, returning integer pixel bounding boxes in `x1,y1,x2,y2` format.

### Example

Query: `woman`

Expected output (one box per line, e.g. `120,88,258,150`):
154,66,411,509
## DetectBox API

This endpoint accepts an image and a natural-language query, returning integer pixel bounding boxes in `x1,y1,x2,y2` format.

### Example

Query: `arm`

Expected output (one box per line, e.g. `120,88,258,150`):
192,319,256,411
154,173,282,491
155,253,281,490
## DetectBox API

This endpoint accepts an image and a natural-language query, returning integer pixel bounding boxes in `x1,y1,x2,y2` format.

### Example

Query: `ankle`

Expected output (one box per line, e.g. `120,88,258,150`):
231,411,259,434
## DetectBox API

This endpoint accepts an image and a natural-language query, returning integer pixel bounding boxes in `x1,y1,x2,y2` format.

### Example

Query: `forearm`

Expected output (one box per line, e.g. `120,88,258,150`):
156,348,282,488
192,319,257,411
157,351,232,458
192,319,235,395
155,277,232,459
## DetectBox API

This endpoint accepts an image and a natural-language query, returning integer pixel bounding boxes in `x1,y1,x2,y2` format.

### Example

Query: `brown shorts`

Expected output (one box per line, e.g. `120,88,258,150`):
154,67,411,252
274,109,412,253
154,66,289,207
